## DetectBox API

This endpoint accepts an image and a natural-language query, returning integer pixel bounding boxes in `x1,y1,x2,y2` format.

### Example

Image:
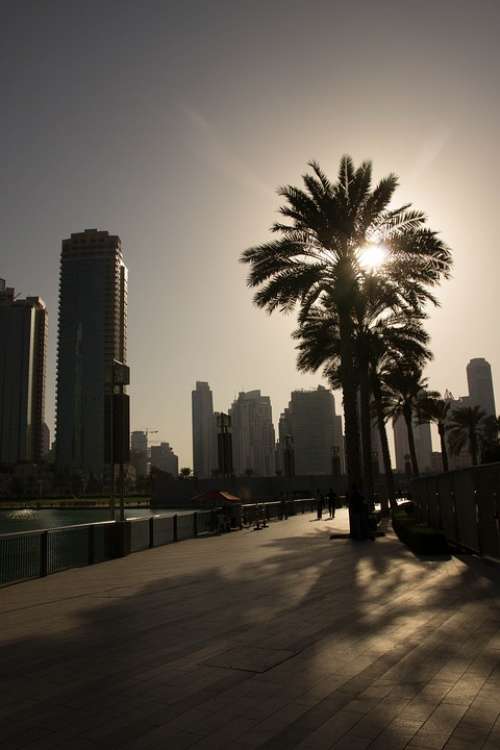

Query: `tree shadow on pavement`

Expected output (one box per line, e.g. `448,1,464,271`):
1,513,500,749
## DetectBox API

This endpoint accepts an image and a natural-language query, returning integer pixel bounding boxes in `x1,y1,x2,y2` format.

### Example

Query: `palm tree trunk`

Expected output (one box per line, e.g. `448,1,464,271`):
372,375,395,512
438,423,449,472
403,405,420,476
338,312,362,493
359,356,374,505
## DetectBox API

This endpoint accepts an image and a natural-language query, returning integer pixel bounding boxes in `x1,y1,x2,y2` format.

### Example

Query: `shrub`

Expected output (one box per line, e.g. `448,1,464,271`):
392,508,448,555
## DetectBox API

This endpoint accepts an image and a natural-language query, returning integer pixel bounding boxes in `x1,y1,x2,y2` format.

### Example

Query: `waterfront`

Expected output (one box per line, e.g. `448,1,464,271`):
0,507,184,534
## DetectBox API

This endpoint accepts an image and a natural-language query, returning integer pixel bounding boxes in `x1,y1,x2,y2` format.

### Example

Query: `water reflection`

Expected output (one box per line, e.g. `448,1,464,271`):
0,508,181,534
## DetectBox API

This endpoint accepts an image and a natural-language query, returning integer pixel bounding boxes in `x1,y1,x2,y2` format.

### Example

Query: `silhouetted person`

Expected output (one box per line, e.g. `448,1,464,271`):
328,489,337,519
316,488,323,520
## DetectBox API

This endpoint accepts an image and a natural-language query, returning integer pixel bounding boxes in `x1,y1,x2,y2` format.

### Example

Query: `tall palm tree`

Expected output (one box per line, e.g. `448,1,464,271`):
447,405,486,466
293,279,431,506
369,319,431,505
241,157,451,493
417,396,451,472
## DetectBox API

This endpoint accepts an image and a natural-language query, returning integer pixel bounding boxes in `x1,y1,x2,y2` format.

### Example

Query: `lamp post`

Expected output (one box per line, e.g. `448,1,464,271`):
108,360,130,522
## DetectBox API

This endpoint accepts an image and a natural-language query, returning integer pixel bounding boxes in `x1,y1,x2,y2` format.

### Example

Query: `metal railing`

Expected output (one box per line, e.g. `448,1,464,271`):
411,463,500,559
0,499,316,587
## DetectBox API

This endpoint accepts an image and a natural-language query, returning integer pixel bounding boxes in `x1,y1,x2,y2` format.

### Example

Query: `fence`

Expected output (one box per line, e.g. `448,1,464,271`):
0,499,316,587
411,463,500,560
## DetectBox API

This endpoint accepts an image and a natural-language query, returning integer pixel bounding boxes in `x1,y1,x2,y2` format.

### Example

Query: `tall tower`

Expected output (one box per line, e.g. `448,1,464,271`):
229,390,276,476
393,415,433,475
192,382,217,478
278,386,344,476
55,229,128,478
0,280,47,464
466,358,496,418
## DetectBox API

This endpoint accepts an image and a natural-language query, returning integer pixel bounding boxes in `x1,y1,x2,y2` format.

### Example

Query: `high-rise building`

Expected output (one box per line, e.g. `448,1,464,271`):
192,382,217,478
41,423,50,459
393,415,433,475
130,430,148,477
0,280,47,464
215,412,233,477
277,386,344,476
150,442,178,476
466,358,496,418
444,390,473,470
230,390,276,476
55,229,128,478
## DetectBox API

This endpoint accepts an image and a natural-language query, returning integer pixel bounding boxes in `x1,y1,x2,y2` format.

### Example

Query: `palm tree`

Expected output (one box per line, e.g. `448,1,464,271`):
383,364,437,476
293,279,431,507
447,405,486,466
481,414,500,463
417,396,451,472
241,156,451,494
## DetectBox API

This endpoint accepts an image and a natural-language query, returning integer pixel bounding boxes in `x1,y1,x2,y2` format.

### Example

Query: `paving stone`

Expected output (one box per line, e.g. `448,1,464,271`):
2,511,500,750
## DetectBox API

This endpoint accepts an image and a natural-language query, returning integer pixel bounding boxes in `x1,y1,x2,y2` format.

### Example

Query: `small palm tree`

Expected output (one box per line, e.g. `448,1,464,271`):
447,405,486,466
383,364,437,476
417,396,451,472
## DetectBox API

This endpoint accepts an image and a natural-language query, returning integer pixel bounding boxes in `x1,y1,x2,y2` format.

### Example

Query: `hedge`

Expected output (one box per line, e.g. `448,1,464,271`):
392,507,448,555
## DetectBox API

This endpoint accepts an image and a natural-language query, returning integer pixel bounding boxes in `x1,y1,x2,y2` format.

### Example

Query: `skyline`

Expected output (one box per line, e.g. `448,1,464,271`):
3,1,500,467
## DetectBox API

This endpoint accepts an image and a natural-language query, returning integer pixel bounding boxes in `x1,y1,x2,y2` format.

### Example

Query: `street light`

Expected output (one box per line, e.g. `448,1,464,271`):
108,360,130,522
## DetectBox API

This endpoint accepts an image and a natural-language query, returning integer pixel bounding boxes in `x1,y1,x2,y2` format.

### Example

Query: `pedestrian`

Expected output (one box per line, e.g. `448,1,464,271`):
328,488,337,519
316,488,323,520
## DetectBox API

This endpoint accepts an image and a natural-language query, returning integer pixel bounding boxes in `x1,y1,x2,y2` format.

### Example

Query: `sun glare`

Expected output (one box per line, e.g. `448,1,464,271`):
358,243,388,272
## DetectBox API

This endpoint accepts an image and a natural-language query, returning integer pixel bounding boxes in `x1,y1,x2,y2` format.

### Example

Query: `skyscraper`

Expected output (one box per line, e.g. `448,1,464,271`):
277,386,344,476
150,442,179,476
229,390,276,476
192,382,217,478
130,430,148,477
55,229,128,478
393,415,433,475
0,280,47,464
466,358,496,418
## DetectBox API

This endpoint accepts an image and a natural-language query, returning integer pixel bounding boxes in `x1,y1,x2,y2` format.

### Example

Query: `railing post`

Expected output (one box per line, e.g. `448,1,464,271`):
40,530,49,577
173,514,178,542
193,512,198,537
150,516,155,548
115,520,131,557
88,524,95,565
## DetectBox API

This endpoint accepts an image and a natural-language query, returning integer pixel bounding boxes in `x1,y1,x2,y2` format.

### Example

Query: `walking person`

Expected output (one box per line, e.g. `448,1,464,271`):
316,487,323,520
328,488,337,519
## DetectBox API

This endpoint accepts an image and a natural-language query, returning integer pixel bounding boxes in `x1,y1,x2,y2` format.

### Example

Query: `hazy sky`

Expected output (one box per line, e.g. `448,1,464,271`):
3,0,500,467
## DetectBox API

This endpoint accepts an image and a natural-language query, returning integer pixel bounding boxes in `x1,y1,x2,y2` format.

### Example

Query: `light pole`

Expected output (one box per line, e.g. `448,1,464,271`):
108,360,130,522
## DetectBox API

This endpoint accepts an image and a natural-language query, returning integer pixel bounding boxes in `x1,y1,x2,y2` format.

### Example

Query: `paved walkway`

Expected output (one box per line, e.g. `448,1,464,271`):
1,510,500,750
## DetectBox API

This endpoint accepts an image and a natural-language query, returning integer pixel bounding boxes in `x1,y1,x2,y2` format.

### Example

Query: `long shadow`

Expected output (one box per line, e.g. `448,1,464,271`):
1,513,500,749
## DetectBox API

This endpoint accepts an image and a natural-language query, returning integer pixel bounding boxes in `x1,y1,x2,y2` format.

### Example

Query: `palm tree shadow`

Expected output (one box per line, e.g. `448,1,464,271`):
1,519,500,748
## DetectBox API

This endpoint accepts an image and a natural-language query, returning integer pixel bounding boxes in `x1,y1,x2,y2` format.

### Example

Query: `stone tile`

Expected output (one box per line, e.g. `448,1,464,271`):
2,512,500,750
204,646,296,673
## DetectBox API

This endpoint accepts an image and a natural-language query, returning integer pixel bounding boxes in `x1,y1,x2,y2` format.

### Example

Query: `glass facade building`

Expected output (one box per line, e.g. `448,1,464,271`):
55,229,127,478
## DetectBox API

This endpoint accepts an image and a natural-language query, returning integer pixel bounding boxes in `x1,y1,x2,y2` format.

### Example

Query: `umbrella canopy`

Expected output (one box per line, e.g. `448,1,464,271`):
192,489,241,507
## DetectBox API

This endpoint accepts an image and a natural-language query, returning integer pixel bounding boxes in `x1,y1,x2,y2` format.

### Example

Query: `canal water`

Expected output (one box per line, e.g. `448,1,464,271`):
0,508,186,534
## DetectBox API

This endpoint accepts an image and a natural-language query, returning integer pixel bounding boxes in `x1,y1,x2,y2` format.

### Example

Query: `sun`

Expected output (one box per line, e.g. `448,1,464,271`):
358,243,388,272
